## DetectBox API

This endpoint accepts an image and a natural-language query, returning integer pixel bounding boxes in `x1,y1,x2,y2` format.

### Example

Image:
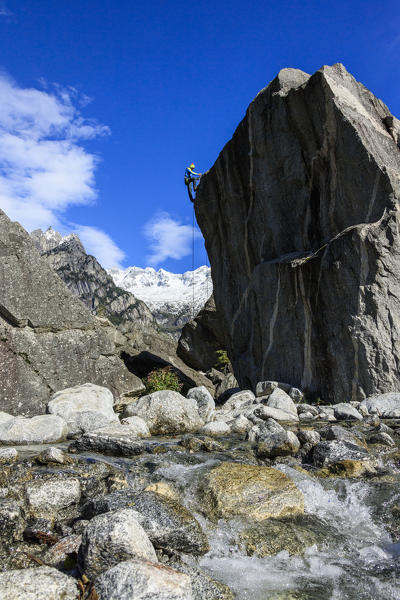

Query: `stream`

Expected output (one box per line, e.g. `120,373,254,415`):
15,432,400,599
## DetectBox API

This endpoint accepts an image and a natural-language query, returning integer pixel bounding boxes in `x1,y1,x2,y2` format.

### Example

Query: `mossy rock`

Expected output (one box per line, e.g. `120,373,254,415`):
316,459,376,478
240,514,326,557
202,462,304,522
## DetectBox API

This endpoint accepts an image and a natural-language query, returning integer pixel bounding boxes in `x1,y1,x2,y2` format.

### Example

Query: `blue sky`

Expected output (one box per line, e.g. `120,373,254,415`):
0,0,399,271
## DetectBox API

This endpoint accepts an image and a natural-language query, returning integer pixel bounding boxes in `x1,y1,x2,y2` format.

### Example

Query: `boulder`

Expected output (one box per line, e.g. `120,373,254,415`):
220,390,256,417
312,440,370,468
177,294,225,371
124,390,204,435
194,64,400,403
368,431,395,447
256,381,291,397
0,209,143,416
254,405,299,423
240,515,325,557
0,448,18,463
120,415,151,437
36,447,71,465
333,403,363,421
229,414,252,434
264,388,298,417
0,415,68,445
322,425,366,448
83,490,209,556
187,386,215,422
25,478,81,519
48,383,118,435
79,508,157,579
202,462,304,522
169,560,234,600
0,567,79,600
297,404,319,416
297,429,321,455
70,423,145,456
360,393,400,418
95,559,192,600
0,500,24,544
202,421,230,436
247,419,300,458
317,459,376,478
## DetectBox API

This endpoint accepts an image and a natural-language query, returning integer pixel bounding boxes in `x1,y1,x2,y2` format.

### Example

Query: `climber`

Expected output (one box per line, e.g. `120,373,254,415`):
185,163,201,202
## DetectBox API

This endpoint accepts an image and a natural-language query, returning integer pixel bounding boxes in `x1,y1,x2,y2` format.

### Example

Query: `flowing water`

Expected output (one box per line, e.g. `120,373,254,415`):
19,437,400,599
139,442,400,600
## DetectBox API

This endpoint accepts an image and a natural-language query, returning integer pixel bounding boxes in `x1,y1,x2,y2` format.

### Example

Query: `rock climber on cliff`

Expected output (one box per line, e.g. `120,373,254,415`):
185,163,202,202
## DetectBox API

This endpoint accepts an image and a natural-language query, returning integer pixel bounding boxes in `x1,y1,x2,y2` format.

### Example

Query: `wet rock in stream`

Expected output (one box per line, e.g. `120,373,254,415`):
83,489,210,555
202,461,304,522
240,514,327,557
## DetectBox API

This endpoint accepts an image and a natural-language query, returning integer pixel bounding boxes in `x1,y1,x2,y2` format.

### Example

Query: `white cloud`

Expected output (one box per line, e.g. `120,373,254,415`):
74,225,126,269
0,73,126,268
0,2,13,17
144,212,202,266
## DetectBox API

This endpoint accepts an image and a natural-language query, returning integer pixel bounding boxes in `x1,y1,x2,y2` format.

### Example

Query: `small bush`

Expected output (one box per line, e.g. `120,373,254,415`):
144,366,183,395
215,349,230,373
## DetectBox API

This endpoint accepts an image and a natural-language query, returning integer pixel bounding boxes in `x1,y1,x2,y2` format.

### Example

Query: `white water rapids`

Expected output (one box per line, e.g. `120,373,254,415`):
154,457,400,600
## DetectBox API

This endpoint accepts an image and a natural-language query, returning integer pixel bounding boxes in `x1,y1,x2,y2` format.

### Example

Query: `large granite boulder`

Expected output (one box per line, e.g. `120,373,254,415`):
202,462,304,522
360,392,400,417
0,567,79,600
95,559,192,600
177,295,225,371
0,210,143,416
124,390,205,435
195,64,400,403
48,383,118,435
79,508,157,578
0,414,68,445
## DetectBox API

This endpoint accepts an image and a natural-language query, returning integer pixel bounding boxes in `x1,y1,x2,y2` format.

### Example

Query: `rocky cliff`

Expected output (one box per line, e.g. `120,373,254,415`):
30,227,215,396
177,295,226,371
0,211,143,416
195,63,400,402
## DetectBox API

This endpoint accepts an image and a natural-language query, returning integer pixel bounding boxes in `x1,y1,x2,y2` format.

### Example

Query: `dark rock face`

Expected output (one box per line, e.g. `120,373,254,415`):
177,295,225,371
195,63,400,402
0,210,143,416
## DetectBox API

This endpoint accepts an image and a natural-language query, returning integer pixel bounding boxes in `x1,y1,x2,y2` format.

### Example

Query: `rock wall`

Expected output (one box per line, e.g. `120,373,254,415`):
177,295,226,371
195,64,400,402
30,227,215,397
0,210,143,416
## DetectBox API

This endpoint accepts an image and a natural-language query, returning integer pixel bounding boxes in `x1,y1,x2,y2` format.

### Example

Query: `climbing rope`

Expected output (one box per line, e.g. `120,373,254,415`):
192,203,195,319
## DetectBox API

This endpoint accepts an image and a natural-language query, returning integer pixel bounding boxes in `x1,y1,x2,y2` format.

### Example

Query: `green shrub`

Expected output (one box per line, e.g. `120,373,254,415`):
144,366,183,394
215,349,230,373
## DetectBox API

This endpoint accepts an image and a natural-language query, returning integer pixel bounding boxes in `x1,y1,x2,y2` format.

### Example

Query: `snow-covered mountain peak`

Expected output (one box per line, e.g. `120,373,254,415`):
108,265,213,332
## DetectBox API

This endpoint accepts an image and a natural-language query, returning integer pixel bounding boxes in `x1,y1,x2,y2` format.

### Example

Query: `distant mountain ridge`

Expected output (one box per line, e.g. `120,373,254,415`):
108,265,213,337
30,227,156,330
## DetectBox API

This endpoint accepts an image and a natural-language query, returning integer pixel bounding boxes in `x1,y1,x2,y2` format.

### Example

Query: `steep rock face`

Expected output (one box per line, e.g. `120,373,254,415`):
0,211,143,416
32,229,156,330
177,295,226,371
30,229,215,396
195,64,400,402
